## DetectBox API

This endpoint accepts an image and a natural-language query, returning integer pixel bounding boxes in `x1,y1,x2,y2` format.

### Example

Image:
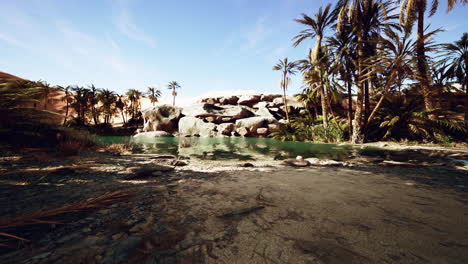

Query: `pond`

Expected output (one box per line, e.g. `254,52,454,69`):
95,136,392,162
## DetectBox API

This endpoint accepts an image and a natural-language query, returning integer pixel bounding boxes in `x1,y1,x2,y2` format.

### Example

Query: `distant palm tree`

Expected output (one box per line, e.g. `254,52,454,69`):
126,89,142,119
443,32,468,120
71,86,91,125
98,89,117,124
88,84,100,125
293,4,335,127
167,81,180,106
146,86,162,106
273,58,298,122
399,0,468,115
116,95,128,125
59,85,73,125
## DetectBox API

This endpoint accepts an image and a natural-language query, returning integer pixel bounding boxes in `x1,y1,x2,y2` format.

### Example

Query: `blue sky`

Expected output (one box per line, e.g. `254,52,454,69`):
1,0,467,104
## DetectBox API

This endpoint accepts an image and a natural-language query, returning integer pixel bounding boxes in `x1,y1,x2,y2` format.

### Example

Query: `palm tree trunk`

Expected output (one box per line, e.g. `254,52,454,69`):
464,82,468,121
63,98,69,126
347,80,353,137
173,88,176,107
416,8,435,116
320,78,328,129
351,32,365,144
282,71,290,122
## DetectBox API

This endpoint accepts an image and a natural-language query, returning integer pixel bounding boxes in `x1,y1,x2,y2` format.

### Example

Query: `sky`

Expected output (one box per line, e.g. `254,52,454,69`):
1,0,467,105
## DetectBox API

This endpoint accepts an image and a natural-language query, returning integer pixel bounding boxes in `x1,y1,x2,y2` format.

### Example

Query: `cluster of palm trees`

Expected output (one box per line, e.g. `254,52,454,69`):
60,81,181,126
274,0,468,143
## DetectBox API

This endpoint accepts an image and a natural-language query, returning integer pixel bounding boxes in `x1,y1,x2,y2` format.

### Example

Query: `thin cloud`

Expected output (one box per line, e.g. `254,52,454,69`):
0,33,28,49
240,16,272,52
113,0,156,48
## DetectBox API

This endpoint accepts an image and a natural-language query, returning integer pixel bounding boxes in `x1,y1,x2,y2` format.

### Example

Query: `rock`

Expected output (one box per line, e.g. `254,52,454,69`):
238,95,261,106
133,131,173,140
172,160,188,166
283,159,311,167
296,156,304,160
178,116,217,137
142,104,182,132
305,158,343,166
182,103,253,121
151,155,176,160
268,123,279,132
240,163,254,167
167,183,179,187
219,96,239,105
261,94,282,102
124,164,174,180
253,101,268,109
205,116,217,123
235,117,277,133
217,123,235,136
255,107,276,119
236,127,249,137
272,97,285,106
256,127,268,136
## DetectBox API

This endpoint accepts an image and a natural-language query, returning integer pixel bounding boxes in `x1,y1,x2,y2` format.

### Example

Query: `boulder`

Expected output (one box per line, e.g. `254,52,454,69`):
238,95,261,106
133,131,174,140
268,123,279,132
282,159,311,167
219,96,239,105
255,107,276,119
179,116,217,137
142,104,182,132
261,94,282,102
256,127,268,136
182,103,253,121
253,101,268,109
236,127,249,137
235,116,277,133
217,123,235,136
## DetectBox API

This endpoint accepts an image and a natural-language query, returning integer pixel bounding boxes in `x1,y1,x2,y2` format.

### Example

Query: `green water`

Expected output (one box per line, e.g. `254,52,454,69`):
95,136,385,161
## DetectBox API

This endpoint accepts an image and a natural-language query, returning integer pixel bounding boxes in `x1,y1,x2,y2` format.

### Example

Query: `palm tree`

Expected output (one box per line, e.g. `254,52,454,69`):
60,85,73,125
167,81,180,106
88,84,100,125
293,4,335,127
444,32,468,120
336,0,397,143
126,89,142,119
146,86,162,106
116,95,128,125
399,0,468,115
98,89,117,124
71,86,91,125
273,58,298,122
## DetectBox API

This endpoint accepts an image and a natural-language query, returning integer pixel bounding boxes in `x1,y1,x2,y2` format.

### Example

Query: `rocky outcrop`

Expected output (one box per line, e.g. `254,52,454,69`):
142,105,182,132
179,116,217,137
176,93,305,138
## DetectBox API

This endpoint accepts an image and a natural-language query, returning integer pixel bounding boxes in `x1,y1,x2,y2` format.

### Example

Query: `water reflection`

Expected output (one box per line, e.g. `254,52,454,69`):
97,136,361,161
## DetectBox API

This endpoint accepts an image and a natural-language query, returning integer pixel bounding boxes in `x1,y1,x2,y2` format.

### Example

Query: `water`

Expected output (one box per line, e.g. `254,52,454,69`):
95,136,385,161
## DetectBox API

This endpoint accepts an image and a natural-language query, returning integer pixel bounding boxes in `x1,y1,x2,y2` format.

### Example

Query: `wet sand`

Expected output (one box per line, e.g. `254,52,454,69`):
1,151,467,263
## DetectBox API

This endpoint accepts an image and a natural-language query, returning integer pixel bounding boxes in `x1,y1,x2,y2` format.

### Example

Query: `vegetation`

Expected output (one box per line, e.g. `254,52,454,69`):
271,0,468,144
272,58,298,122
167,81,181,106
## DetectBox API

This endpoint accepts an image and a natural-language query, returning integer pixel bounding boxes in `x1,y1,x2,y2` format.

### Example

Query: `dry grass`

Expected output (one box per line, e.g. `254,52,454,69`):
0,191,134,247
104,143,132,155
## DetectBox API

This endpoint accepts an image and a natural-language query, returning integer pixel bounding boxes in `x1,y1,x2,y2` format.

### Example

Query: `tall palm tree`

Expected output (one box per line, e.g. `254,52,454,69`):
88,84,100,125
115,95,127,125
167,81,180,106
71,86,91,125
444,32,468,120
273,58,298,122
399,0,468,115
98,89,117,124
336,0,396,143
126,89,142,119
146,86,162,106
292,3,335,126
59,85,73,125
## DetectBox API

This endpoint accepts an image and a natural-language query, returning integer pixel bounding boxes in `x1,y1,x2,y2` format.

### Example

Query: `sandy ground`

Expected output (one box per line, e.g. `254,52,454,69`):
1,151,468,263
